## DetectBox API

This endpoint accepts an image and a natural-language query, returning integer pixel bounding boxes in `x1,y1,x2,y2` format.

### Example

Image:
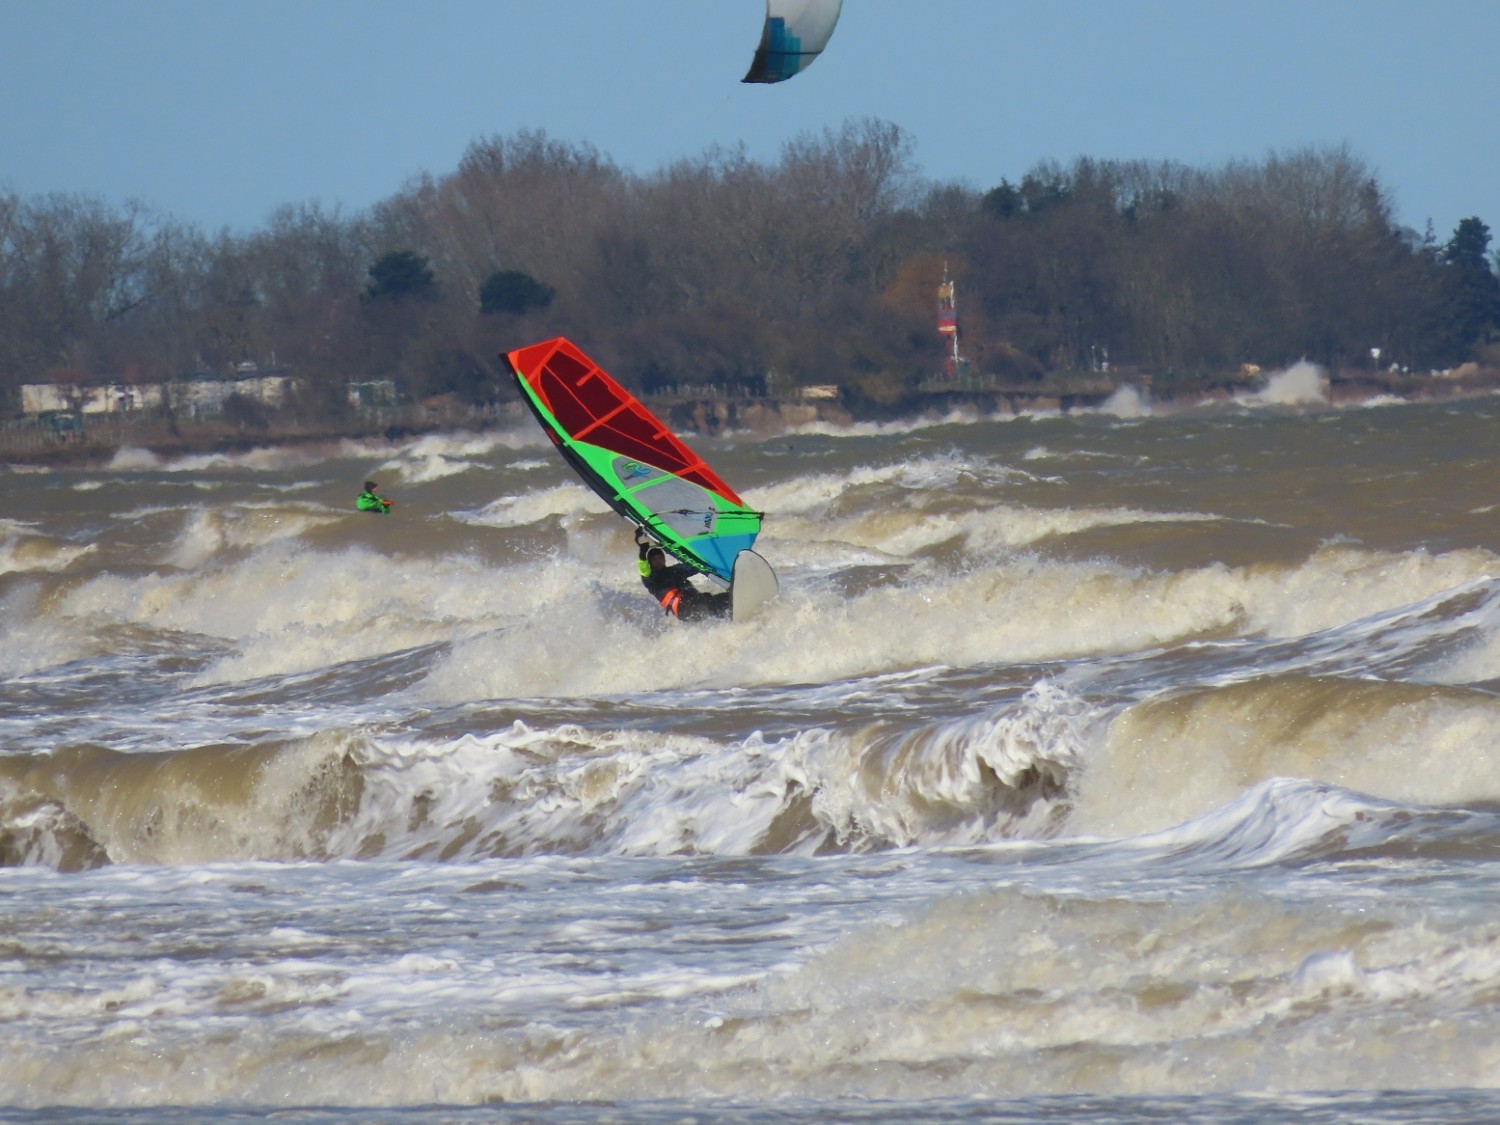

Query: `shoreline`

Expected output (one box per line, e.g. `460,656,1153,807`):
5,365,1499,471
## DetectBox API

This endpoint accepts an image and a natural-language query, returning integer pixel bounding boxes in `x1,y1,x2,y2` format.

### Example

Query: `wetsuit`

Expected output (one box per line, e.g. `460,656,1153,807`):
357,490,392,514
638,542,731,621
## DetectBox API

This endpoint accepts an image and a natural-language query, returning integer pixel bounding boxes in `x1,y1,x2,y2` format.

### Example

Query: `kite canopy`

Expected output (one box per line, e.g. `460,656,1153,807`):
503,337,762,584
742,0,843,84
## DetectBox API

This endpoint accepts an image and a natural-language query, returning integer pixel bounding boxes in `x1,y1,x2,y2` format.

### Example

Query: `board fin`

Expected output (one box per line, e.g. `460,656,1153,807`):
730,550,779,622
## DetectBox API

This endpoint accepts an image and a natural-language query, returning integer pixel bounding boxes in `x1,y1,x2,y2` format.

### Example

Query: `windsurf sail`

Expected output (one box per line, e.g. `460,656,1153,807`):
742,0,843,84
503,337,762,584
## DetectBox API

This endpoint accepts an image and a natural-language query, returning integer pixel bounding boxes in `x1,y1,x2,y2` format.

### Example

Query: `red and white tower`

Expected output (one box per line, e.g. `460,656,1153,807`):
937,264,964,377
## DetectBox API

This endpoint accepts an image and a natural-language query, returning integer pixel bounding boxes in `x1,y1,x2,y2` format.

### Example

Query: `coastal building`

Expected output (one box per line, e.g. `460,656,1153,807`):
18,364,294,419
21,379,164,416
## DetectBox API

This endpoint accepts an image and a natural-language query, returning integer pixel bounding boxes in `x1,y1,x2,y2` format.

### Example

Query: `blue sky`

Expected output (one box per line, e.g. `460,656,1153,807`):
3,0,1496,243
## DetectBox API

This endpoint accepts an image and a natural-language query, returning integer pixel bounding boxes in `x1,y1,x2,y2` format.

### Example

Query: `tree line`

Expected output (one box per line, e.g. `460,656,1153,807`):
2,119,1497,420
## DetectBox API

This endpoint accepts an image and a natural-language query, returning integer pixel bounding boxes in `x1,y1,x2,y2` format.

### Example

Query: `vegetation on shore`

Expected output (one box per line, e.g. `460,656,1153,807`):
2,119,1498,446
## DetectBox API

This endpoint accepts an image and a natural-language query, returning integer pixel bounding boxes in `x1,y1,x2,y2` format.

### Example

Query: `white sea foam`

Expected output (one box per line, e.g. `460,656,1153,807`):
19,465,1496,707
166,686,1088,861
107,444,319,473
1093,384,1152,418
105,446,166,471
1073,679,1500,838
0,591,94,678
248,528,1493,703
1235,544,1498,639
1235,360,1329,407
45,541,531,685
748,454,1033,519
370,429,546,485
394,430,540,460
105,434,486,475
377,451,473,484
0,523,95,575
164,503,344,569
456,481,599,528
784,407,1007,439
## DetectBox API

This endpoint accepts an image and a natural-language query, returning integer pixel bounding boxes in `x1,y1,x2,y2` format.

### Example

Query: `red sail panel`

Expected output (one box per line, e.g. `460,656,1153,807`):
505,337,743,503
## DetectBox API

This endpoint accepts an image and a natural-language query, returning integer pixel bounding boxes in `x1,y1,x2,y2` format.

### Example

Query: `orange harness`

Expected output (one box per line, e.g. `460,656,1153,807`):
658,588,683,617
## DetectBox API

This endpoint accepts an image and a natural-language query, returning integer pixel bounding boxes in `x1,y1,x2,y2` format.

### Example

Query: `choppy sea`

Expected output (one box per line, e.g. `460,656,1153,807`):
5,368,1500,1123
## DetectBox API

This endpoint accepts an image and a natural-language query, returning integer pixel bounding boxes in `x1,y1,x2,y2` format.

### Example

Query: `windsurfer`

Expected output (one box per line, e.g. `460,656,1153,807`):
357,481,393,514
636,528,730,621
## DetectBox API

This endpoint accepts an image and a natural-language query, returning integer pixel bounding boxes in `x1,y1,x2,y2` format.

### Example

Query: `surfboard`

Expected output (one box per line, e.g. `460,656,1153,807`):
731,550,778,622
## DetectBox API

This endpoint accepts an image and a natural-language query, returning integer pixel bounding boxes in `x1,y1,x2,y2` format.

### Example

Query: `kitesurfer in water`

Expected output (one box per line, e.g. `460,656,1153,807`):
357,480,393,514
636,527,730,621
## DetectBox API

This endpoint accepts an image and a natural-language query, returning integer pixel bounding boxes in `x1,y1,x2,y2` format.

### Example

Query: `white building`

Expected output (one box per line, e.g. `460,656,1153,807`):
21,381,164,415
20,369,292,418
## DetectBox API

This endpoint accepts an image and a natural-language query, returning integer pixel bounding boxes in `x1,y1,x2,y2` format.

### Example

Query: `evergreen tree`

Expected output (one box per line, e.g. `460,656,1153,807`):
1440,218,1500,358
363,250,438,303
478,269,555,315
